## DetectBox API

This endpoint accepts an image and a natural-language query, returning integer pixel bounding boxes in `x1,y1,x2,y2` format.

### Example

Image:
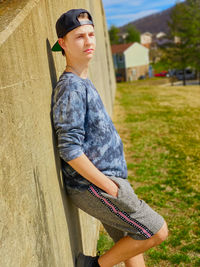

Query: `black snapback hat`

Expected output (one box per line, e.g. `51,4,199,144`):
52,8,94,52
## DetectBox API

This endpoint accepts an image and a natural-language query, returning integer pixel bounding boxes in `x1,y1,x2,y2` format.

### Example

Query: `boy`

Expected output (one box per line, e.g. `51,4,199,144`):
51,8,168,267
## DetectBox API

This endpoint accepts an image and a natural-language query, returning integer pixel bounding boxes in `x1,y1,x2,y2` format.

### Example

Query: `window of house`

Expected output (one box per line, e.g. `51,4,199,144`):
118,54,123,63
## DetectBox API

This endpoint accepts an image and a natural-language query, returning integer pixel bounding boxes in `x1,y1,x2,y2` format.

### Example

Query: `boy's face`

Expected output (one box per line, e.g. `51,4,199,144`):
58,24,96,62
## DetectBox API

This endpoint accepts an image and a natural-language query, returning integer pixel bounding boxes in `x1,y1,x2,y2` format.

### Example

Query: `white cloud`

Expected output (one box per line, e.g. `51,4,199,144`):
142,0,184,9
108,9,159,22
102,0,143,8
103,0,184,10
102,0,185,27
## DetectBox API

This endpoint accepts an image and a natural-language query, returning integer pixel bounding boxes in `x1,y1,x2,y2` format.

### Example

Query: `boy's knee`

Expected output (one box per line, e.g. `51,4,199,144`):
153,221,168,246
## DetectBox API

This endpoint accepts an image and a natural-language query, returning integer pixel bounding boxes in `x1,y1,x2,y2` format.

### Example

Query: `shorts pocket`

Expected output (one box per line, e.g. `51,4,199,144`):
100,191,118,200
102,177,140,213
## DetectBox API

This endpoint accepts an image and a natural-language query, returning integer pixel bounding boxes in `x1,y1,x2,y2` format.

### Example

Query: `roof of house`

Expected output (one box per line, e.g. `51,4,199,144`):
111,43,133,54
141,32,153,36
142,43,151,49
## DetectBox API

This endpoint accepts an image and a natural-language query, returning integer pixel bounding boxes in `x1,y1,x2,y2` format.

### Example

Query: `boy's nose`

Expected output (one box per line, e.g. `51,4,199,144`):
85,35,92,45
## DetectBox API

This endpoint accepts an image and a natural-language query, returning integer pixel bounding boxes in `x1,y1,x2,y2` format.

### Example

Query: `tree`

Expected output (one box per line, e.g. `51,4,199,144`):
125,25,141,43
162,1,193,85
162,43,190,85
161,0,200,85
184,0,200,84
109,25,120,45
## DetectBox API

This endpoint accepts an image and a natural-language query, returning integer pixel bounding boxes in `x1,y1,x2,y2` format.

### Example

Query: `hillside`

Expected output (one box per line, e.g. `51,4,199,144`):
119,6,173,34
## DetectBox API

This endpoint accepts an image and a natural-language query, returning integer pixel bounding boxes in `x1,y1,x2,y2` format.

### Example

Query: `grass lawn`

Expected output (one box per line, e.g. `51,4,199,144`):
97,78,200,266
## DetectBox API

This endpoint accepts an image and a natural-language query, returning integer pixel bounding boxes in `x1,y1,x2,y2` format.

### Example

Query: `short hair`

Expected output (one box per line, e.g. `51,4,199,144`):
62,12,90,56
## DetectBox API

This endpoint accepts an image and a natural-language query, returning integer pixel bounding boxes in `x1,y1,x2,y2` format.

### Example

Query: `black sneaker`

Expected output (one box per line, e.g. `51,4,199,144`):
76,253,99,267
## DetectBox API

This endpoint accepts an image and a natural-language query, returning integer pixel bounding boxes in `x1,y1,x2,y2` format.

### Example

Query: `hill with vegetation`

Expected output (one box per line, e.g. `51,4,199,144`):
119,6,173,34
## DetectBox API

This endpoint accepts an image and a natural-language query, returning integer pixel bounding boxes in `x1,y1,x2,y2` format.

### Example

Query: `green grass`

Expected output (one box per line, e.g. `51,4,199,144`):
97,228,115,256
97,78,200,266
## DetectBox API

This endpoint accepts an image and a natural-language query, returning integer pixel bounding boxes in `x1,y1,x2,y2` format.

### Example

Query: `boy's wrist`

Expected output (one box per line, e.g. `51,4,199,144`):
105,180,119,197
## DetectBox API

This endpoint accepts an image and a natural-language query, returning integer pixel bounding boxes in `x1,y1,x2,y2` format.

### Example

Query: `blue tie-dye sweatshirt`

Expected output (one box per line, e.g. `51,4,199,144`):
52,72,127,190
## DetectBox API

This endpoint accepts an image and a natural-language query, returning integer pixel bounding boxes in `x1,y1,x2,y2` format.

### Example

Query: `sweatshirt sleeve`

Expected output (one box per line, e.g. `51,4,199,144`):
52,82,86,162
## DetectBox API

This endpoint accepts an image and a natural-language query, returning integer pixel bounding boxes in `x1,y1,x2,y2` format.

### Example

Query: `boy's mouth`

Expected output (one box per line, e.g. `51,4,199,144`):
84,49,94,53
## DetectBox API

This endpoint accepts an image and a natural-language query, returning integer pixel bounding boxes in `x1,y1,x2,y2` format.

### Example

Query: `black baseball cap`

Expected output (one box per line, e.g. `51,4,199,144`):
52,8,94,52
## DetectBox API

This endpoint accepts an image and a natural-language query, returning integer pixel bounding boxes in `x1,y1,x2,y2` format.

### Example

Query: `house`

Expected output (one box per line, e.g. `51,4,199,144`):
174,36,181,44
111,42,149,81
118,32,128,43
154,31,173,47
141,32,153,46
156,32,166,39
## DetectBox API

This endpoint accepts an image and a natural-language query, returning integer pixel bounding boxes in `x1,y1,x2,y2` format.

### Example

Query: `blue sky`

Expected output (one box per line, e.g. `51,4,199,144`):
102,0,184,28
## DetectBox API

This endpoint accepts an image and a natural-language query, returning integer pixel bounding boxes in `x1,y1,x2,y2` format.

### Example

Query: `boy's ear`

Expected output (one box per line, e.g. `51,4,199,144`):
58,38,66,50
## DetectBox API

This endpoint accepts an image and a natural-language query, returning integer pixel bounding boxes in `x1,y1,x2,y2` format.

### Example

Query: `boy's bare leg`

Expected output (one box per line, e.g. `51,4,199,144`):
98,222,168,267
124,254,145,267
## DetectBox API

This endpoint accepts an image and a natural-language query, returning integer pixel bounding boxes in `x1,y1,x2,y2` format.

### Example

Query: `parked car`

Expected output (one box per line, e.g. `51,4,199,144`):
175,69,196,80
169,68,196,80
154,71,168,77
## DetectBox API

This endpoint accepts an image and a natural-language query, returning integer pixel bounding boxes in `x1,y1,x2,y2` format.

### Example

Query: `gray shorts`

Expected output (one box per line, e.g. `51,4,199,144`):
66,176,165,241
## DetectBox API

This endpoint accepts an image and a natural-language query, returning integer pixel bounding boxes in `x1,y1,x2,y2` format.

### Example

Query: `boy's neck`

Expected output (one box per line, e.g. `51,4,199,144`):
65,60,89,79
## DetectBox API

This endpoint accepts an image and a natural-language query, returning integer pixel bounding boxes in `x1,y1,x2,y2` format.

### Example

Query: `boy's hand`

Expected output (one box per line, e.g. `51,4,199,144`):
106,181,119,198
68,153,119,197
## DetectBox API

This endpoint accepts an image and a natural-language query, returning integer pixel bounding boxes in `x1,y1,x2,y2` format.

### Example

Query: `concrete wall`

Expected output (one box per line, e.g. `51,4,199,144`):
0,0,116,266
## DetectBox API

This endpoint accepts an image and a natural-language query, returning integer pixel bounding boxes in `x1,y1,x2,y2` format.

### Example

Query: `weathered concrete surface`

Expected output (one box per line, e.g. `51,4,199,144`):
0,0,116,266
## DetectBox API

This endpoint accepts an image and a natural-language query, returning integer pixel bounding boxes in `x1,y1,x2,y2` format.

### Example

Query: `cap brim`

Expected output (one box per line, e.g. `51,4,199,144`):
52,40,62,52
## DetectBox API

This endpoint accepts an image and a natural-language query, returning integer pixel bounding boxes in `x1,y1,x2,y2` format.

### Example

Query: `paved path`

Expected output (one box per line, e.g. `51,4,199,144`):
160,79,200,87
